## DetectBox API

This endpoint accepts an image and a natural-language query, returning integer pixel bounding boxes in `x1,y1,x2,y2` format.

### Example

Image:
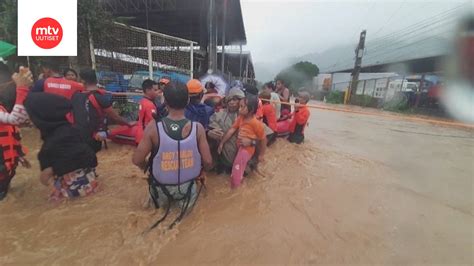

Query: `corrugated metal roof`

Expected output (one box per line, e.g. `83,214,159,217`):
321,36,451,73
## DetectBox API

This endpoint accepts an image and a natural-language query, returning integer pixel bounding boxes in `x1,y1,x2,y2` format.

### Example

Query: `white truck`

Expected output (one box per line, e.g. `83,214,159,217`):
385,79,419,100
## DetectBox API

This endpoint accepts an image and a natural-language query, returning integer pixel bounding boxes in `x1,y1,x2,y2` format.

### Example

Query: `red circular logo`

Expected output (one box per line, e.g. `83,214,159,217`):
31,17,63,49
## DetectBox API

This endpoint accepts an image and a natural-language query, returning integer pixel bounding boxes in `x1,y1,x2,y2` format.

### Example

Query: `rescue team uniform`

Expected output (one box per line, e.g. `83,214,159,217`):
70,89,111,153
288,105,310,144
230,116,265,188
32,76,84,99
0,106,26,199
135,97,157,144
147,117,203,229
0,85,30,200
149,118,201,207
261,103,277,146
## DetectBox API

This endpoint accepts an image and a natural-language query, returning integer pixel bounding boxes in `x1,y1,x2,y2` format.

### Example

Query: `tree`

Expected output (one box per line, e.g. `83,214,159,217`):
76,0,116,68
275,61,319,94
0,0,17,45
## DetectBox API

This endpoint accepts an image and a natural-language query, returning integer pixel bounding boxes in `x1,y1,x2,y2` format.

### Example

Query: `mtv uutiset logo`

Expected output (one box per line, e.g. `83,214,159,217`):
31,18,63,49
18,0,77,56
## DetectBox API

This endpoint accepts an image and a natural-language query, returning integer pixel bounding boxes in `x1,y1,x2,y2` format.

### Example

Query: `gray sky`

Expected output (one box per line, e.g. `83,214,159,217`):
241,0,470,65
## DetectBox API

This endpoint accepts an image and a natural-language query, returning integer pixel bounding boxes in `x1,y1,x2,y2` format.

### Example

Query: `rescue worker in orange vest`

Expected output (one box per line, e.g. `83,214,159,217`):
31,58,84,99
288,91,311,144
135,79,161,144
77,69,135,152
0,66,33,200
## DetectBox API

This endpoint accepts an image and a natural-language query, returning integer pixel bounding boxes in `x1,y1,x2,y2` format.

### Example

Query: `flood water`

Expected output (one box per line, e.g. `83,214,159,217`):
1,105,473,265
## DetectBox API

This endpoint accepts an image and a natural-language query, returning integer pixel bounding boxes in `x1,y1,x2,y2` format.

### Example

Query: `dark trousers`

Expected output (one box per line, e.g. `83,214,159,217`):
0,170,14,199
288,133,305,144
267,133,277,146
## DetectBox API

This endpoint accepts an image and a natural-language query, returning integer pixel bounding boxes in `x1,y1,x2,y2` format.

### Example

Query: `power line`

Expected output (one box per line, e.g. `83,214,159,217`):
328,30,450,72
364,16,455,54
365,17,456,55
367,3,466,44
369,3,465,42
351,0,376,40
368,14,457,48
371,0,406,38
330,12,459,70
328,4,465,72
362,32,451,64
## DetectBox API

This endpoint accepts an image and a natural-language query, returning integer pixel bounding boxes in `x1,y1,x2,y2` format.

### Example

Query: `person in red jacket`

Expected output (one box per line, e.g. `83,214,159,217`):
288,91,310,144
0,66,33,200
31,58,84,99
78,69,135,152
259,91,278,146
43,75,84,99
136,79,160,144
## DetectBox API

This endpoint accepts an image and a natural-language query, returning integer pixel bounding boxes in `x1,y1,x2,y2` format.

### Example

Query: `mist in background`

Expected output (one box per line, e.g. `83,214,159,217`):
241,0,470,82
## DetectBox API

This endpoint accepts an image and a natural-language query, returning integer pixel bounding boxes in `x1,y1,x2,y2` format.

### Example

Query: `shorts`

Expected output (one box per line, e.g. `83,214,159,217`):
153,182,197,208
51,168,98,200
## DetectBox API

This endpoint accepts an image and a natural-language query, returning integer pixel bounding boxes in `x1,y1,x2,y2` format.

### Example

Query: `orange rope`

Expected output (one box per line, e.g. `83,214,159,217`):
107,93,473,129
261,99,474,130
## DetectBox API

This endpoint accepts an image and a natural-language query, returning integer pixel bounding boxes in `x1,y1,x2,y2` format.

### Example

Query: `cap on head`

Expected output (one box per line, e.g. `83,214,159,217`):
186,79,203,95
227,87,245,99
298,91,310,103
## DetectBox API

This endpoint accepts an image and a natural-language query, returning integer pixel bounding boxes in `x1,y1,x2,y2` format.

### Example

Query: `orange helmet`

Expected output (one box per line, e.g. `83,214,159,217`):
186,79,203,94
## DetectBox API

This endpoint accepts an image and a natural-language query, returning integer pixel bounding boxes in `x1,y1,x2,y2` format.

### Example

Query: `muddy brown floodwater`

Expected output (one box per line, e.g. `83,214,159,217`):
1,104,473,265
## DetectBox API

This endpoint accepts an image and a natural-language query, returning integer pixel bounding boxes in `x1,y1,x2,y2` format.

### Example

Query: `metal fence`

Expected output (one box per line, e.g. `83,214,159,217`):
91,22,195,83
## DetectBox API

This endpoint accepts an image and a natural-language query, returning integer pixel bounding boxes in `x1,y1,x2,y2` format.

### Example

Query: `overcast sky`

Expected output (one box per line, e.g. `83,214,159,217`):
241,0,470,64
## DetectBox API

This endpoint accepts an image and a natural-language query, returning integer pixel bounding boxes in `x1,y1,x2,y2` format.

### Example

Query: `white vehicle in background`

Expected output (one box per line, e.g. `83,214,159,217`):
405,82,418,92
385,79,419,99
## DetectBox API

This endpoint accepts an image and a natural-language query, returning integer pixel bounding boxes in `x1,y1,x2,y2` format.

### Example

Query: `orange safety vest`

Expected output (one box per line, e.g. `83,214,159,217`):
0,107,24,176
43,77,84,99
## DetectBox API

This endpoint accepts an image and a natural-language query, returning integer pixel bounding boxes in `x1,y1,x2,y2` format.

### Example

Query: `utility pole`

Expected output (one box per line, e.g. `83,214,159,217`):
208,0,217,73
239,44,243,79
221,0,228,73
348,30,366,102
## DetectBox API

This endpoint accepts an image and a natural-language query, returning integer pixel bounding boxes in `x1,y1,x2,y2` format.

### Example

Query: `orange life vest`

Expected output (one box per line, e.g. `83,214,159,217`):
43,77,84,99
0,107,24,175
